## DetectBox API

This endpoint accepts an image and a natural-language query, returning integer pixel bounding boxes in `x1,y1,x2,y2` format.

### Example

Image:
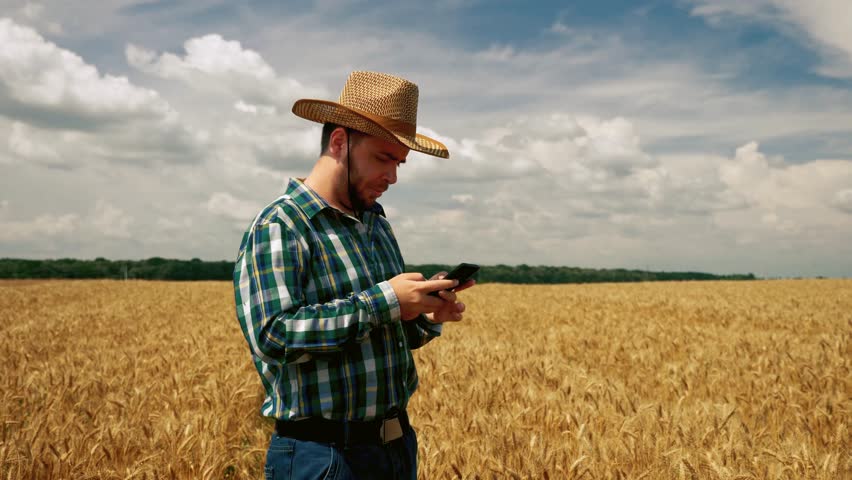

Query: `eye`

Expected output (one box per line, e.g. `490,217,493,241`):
378,155,400,165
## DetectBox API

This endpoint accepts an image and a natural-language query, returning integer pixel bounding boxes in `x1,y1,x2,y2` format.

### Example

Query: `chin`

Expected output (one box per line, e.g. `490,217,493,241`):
353,196,375,211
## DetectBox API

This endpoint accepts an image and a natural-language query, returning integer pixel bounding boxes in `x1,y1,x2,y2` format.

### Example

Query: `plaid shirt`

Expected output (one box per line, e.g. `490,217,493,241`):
234,178,442,421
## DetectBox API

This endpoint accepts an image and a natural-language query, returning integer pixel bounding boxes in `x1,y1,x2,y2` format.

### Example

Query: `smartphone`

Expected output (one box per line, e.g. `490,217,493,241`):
428,263,480,296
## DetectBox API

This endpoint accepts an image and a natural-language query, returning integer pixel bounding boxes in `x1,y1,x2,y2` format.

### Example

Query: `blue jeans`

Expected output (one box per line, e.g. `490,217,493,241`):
264,426,417,480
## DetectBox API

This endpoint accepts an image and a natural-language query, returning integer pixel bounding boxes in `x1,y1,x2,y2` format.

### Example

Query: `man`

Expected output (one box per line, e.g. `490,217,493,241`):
234,71,474,479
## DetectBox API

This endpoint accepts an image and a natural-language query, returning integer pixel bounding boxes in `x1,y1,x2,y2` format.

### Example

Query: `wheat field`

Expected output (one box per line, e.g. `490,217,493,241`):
0,279,849,479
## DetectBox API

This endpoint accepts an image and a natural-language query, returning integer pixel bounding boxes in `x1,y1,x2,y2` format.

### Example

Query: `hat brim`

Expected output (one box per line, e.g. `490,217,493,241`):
292,99,450,159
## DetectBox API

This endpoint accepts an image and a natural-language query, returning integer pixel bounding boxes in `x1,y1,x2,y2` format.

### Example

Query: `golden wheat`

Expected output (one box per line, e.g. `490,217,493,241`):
0,279,849,479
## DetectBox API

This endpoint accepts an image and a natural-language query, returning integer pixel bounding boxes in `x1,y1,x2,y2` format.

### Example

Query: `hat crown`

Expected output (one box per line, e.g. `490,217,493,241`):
337,71,418,126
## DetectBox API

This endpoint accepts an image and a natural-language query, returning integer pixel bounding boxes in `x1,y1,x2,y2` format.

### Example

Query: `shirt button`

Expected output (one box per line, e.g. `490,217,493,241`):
398,342,403,347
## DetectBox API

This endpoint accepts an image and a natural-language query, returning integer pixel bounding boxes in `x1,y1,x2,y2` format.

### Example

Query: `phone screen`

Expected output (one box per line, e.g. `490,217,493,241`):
428,263,479,296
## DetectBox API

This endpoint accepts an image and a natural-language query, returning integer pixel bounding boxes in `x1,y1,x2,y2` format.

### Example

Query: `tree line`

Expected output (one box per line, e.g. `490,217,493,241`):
0,258,756,283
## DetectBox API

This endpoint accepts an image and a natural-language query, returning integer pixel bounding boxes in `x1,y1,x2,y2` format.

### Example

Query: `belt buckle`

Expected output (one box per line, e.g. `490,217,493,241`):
380,417,403,444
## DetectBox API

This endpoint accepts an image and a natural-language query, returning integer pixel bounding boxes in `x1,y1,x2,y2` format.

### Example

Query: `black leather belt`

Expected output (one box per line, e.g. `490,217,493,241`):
274,409,410,446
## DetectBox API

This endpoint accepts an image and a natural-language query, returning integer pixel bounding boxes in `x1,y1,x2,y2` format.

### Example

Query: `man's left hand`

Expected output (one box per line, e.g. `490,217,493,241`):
424,272,475,323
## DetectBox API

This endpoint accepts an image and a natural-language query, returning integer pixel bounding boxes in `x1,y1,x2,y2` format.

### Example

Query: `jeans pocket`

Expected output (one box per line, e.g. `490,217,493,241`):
293,440,343,480
268,435,349,480
265,435,295,480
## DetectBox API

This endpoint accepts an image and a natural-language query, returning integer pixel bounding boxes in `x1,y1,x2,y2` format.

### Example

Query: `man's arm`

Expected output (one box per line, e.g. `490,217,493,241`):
235,220,400,365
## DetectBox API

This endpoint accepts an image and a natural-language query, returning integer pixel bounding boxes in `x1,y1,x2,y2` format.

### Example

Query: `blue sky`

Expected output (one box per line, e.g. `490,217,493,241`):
1,0,851,277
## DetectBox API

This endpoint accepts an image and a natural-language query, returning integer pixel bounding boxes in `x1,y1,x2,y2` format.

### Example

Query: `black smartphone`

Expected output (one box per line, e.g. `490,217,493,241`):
428,263,480,296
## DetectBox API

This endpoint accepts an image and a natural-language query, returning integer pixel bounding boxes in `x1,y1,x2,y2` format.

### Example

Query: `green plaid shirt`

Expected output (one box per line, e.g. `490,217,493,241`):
234,178,442,421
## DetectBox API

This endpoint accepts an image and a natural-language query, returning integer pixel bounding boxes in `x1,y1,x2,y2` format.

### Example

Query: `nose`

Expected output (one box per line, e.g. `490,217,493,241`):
385,164,398,185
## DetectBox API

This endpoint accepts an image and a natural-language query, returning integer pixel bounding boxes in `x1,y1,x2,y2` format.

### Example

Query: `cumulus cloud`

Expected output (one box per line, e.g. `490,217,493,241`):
719,142,852,212
403,114,654,187
90,200,133,239
0,18,207,167
705,141,852,252
220,122,319,171
8,121,62,165
205,192,263,222
7,2,63,35
832,189,852,213
127,34,327,110
0,198,136,243
0,18,171,127
392,118,852,273
234,100,277,116
0,211,80,242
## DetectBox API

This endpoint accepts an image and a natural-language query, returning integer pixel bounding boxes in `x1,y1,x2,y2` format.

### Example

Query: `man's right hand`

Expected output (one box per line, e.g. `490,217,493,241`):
388,273,459,321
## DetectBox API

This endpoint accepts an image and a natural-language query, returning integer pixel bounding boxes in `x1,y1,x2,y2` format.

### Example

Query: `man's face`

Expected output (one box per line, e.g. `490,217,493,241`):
347,134,409,211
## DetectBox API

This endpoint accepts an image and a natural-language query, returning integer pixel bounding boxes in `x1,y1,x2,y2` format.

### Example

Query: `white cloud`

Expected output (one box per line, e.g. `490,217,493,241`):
402,114,653,187
127,34,327,110
392,120,852,275
0,198,135,242
219,122,319,171
8,121,61,164
451,194,474,204
832,189,852,213
9,2,64,35
206,192,262,222
0,18,207,167
0,18,170,125
719,142,852,212
234,100,277,115
718,142,773,198
90,200,133,239
0,212,80,241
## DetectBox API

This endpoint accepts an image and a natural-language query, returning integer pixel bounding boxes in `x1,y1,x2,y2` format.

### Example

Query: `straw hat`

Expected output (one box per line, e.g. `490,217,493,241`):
292,71,449,158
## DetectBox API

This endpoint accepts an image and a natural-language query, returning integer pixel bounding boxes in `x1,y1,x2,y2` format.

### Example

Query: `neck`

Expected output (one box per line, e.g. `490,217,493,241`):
304,155,356,215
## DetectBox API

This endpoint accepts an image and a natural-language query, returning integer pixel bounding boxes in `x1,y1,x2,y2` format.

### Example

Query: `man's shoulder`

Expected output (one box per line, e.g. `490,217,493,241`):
252,194,312,230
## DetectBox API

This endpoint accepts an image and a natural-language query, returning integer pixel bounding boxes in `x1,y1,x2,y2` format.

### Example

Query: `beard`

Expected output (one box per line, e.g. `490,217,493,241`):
348,182,374,211
344,167,378,213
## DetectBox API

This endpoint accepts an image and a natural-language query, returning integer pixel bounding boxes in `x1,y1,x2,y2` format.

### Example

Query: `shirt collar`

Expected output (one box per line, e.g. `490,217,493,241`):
284,178,331,219
283,178,386,220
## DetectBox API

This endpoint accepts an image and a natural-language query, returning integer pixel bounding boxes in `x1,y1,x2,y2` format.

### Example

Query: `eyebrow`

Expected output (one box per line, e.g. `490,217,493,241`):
381,152,406,163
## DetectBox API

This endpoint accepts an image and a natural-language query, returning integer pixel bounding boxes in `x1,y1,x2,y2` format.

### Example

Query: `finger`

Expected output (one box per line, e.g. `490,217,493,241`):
453,280,476,293
430,271,448,281
420,278,458,293
455,302,466,313
420,295,445,310
437,289,457,302
440,311,463,322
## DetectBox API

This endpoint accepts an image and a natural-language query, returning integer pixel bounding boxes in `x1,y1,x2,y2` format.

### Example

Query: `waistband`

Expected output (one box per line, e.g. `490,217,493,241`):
274,409,410,446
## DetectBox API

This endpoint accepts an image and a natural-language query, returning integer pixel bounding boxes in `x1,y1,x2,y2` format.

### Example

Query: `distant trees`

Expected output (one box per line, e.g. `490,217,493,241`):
0,258,233,281
0,258,756,283
413,263,755,283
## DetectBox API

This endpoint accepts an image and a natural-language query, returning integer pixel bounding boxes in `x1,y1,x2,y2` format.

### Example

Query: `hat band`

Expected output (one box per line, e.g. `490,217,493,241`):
346,105,417,137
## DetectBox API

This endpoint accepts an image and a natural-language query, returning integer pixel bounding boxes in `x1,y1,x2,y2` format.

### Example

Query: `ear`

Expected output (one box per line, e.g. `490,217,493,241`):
327,127,350,159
